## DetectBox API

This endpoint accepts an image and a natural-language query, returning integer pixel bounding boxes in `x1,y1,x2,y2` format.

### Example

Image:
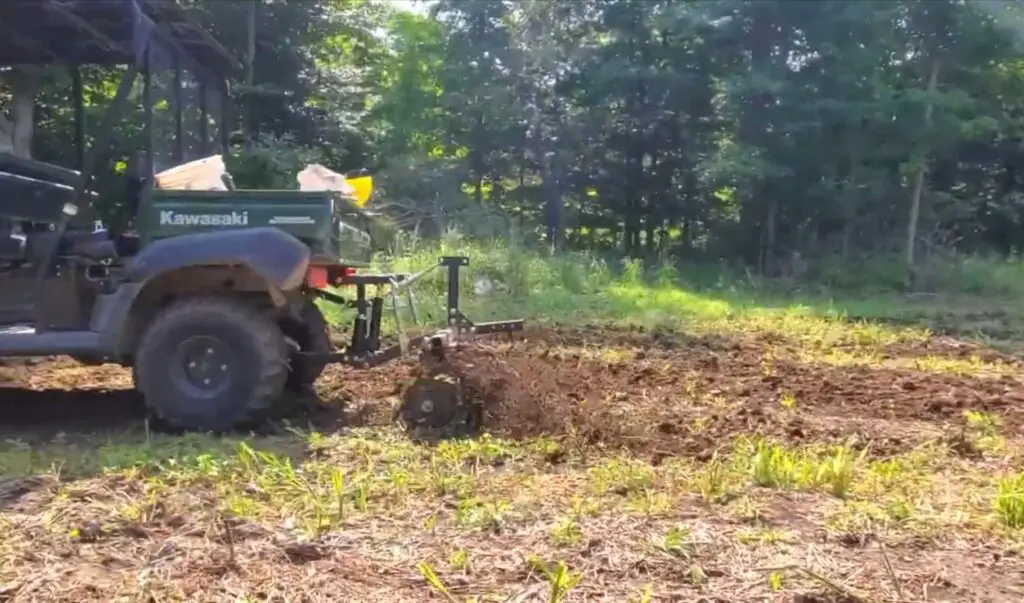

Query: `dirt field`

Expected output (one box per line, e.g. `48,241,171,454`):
0,325,1022,601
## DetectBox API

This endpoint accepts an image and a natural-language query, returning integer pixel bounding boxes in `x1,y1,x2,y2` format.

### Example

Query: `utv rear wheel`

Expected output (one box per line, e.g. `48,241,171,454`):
283,299,331,392
133,297,288,432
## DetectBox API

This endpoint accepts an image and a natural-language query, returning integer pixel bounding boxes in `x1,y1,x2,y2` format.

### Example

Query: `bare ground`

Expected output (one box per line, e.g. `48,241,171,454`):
0,326,1022,602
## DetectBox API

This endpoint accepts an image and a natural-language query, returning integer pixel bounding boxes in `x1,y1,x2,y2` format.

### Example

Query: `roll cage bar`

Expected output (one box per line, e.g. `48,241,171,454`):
0,0,241,213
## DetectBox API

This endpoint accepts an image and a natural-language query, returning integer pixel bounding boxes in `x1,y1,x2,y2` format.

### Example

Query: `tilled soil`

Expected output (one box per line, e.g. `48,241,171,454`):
1,326,1022,455
2,326,1024,602
317,326,1024,458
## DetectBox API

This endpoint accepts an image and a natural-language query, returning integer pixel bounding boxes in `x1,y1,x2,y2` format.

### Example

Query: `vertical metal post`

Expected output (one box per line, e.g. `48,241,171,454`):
446,266,459,325
351,283,369,355
198,79,209,155
42,61,141,327
71,66,84,171
220,82,230,156
439,256,468,327
173,53,184,163
143,49,154,175
368,297,383,352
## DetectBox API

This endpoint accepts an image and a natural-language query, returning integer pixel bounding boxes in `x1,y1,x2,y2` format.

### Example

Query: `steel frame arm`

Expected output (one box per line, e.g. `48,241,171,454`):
302,256,525,368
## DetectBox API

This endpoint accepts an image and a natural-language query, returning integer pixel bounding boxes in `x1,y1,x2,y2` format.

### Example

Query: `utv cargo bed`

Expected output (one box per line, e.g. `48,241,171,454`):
140,189,373,266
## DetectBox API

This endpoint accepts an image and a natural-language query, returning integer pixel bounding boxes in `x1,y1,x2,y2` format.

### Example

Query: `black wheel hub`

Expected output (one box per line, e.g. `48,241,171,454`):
173,336,234,397
398,377,478,433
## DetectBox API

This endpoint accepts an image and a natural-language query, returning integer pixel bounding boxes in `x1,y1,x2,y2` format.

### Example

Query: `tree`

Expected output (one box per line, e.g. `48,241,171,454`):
18,0,1024,278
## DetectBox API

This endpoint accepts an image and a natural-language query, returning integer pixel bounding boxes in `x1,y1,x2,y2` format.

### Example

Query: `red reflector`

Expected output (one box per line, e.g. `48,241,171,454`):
306,267,329,288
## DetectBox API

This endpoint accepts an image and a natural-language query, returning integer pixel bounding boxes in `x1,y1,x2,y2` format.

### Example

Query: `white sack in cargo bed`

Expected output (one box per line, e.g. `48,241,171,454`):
297,163,355,195
154,155,229,190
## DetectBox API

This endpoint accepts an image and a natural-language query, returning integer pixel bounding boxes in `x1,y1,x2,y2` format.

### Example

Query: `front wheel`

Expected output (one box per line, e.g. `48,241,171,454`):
132,296,289,432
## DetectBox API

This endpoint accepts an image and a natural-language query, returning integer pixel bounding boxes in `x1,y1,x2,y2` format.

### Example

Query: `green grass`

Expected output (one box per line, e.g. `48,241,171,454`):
2,426,1021,599
3,240,1024,601
361,238,1024,341
327,238,1024,378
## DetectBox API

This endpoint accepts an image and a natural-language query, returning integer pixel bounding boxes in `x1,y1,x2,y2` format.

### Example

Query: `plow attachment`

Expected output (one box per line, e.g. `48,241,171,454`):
299,256,524,432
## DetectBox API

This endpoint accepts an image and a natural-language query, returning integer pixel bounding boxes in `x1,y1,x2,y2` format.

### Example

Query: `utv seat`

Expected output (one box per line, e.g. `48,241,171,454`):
64,232,118,261
74,232,141,260
23,229,140,262
0,152,82,187
0,232,26,260
47,150,147,263
0,172,99,224
0,153,138,264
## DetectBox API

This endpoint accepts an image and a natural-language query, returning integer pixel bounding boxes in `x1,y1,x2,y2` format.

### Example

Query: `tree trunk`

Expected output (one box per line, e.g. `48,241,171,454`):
764,199,778,276
0,67,41,158
245,0,256,86
905,58,941,269
472,109,485,204
738,5,774,268
243,0,257,138
840,145,862,260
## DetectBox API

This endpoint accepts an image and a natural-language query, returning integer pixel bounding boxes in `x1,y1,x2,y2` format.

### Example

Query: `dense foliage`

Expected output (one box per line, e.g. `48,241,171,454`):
10,0,1024,282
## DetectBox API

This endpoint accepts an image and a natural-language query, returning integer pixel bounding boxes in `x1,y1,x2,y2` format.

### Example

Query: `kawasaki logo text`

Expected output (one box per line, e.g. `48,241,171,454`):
159,211,249,227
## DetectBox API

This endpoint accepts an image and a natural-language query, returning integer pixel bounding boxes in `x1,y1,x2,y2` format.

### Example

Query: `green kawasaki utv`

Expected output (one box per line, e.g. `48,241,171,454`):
0,0,522,432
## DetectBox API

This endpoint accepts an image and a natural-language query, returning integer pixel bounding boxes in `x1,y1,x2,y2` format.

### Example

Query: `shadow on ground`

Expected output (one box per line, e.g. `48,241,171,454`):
0,369,372,511
0,387,144,441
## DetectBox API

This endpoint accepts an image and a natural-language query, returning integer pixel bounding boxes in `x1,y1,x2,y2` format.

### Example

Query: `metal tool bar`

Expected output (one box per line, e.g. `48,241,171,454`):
306,255,523,368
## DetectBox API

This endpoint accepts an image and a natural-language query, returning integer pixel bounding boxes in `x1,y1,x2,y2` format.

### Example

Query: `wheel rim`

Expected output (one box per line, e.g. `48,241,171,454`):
399,378,464,430
171,335,235,399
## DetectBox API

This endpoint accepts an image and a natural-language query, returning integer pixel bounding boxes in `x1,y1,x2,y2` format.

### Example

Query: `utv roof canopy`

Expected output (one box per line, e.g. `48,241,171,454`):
0,0,243,209
0,0,241,223
0,0,240,77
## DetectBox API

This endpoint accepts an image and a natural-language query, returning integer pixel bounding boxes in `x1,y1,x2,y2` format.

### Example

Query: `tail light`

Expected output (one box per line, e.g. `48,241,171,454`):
305,266,329,289
307,266,360,288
